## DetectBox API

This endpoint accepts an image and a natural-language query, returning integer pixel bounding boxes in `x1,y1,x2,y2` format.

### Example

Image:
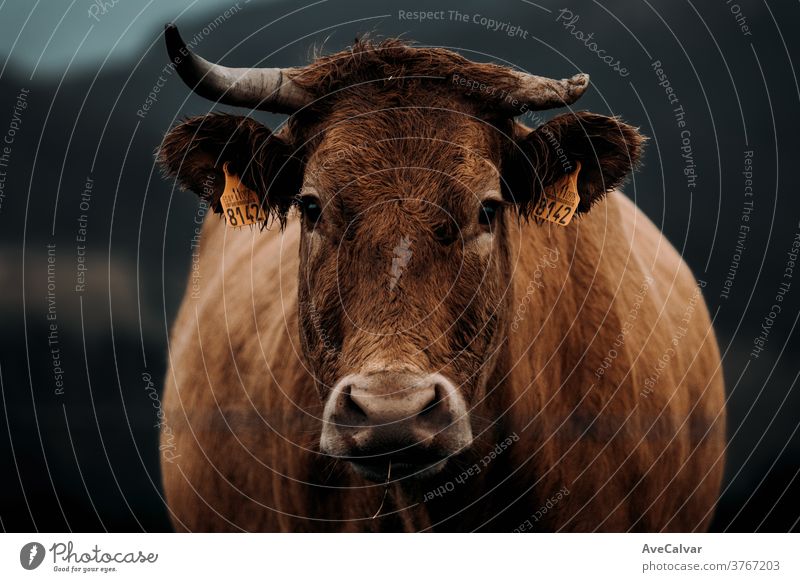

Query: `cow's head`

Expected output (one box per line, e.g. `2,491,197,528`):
158,26,644,482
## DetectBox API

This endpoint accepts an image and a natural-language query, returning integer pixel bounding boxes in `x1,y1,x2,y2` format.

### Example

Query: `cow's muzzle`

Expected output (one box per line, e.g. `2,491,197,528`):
320,371,472,481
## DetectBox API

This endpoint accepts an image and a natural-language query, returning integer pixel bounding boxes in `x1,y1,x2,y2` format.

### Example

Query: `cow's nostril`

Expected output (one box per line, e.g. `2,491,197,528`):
419,384,443,416
338,384,369,424
417,383,453,428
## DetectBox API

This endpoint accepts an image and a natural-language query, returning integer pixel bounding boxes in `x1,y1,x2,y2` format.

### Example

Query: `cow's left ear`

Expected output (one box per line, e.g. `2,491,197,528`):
503,111,646,215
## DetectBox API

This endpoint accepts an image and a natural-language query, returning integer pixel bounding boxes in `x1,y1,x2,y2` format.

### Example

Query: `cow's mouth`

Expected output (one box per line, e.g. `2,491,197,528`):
348,449,450,482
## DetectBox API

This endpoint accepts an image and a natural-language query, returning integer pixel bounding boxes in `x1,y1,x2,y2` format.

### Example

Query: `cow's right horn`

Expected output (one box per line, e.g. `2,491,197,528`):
505,71,590,112
164,23,311,114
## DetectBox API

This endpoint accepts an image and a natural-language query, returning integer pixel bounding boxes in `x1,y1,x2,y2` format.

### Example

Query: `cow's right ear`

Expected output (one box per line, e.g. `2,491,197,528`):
157,113,302,221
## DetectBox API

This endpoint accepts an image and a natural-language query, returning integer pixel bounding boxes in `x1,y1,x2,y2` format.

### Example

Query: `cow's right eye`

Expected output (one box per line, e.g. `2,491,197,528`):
478,199,501,228
298,195,323,226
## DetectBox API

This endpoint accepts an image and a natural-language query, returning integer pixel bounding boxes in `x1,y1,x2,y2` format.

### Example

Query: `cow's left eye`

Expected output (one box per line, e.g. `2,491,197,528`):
479,200,501,227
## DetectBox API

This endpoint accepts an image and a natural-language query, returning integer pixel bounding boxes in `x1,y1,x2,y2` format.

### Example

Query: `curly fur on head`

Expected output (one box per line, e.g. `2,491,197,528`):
288,37,522,115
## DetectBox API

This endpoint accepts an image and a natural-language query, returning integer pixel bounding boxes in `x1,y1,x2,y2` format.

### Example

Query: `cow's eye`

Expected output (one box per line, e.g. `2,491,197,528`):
298,195,322,226
479,200,501,227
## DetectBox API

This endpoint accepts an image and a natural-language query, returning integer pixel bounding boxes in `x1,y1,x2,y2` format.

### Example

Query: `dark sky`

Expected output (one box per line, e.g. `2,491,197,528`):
0,0,241,76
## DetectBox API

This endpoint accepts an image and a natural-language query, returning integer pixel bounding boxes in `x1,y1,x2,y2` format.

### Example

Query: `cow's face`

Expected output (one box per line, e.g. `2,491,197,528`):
295,104,511,480
158,37,644,482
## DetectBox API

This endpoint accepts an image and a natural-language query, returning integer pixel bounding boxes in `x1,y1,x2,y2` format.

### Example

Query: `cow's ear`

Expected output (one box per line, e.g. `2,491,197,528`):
503,111,645,216
157,113,302,221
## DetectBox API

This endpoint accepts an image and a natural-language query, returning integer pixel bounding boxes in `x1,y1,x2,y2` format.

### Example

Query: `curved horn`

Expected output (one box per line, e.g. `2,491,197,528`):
506,71,590,112
164,24,311,114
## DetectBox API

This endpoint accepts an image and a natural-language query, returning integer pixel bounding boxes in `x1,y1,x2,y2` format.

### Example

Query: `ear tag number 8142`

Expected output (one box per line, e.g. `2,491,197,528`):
220,162,267,228
533,161,582,227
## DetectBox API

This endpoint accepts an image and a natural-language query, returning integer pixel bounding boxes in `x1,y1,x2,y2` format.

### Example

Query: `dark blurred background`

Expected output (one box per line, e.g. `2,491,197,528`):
0,0,797,532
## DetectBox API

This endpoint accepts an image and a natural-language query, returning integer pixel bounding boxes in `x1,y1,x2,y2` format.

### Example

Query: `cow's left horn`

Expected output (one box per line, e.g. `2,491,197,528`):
164,23,311,114
506,71,590,112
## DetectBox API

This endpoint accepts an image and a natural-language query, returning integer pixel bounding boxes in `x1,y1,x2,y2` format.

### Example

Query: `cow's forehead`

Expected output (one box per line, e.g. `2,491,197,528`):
306,107,501,201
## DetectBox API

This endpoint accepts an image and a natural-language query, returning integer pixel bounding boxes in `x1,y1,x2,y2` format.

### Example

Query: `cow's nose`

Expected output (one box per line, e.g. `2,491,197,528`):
333,374,453,440
347,379,438,423
320,372,473,480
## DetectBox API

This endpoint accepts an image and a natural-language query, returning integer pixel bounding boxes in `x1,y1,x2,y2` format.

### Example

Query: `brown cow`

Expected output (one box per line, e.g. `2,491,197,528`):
157,26,725,532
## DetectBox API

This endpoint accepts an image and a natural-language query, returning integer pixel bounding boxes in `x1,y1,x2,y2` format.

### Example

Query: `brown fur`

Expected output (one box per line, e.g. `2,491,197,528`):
157,39,725,532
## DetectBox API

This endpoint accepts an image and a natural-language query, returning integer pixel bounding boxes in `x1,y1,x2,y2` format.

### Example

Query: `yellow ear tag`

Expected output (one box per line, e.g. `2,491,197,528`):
220,162,267,228
533,161,582,227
